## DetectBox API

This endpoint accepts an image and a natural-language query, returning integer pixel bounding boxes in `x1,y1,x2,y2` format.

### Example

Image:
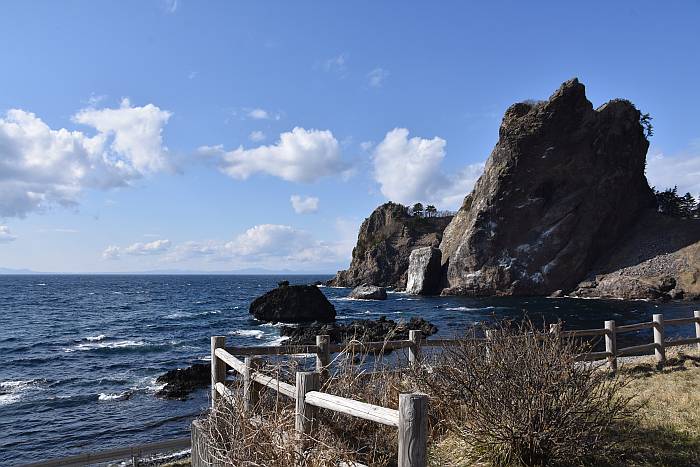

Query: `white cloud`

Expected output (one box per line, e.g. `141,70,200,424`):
367,68,389,88
0,225,16,243
290,195,319,214
248,108,270,120
104,223,355,271
646,150,700,198
199,127,346,183
249,130,266,142
0,100,172,218
322,54,348,77
372,128,484,209
162,0,178,13
187,71,198,80
103,239,171,259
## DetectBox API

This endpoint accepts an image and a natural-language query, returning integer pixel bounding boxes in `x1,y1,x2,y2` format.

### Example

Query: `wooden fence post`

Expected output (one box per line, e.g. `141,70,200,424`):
398,393,428,467
695,310,700,352
295,371,320,461
408,330,422,365
604,320,617,372
210,336,226,408
315,335,330,379
653,314,666,365
243,356,260,413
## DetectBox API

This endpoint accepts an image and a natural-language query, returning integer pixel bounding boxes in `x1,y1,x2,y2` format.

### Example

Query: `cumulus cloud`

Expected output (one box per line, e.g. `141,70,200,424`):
102,239,171,259
199,127,346,183
249,130,266,142
104,223,355,271
646,150,700,197
0,225,17,243
367,68,389,88
372,128,484,209
290,195,319,214
0,99,172,217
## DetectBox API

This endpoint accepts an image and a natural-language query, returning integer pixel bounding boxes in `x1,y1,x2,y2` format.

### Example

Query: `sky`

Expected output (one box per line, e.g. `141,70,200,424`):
0,0,699,273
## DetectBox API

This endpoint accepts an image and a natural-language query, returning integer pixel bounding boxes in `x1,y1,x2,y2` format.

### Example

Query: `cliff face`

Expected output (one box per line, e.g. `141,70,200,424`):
331,202,452,288
440,78,655,296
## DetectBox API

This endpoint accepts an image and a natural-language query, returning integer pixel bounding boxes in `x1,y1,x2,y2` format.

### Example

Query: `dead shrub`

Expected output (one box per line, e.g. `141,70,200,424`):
414,321,637,466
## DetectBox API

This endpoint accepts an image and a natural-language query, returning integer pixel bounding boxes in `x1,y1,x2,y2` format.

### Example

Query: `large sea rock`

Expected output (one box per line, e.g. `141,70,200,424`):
406,247,442,295
330,202,452,289
249,282,336,323
348,284,387,300
439,78,655,296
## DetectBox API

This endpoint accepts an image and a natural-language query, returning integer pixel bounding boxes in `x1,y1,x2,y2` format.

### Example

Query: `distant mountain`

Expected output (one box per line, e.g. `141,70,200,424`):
0,267,41,274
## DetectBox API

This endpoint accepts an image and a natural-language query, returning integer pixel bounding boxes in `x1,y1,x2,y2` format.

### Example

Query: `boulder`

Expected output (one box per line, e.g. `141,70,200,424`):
156,363,210,400
280,316,438,345
349,284,387,300
406,247,442,295
249,282,336,323
440,78,655,296
330,202,452,289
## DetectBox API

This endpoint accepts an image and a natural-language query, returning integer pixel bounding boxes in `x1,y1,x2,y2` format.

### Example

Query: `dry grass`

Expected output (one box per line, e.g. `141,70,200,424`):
601,347,700,467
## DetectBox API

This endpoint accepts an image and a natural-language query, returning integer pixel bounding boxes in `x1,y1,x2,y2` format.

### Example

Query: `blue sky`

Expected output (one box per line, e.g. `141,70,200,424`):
0,0,698,273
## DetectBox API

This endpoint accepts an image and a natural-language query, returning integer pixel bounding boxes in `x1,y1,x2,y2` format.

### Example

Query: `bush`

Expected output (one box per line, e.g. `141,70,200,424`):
414,321,637,466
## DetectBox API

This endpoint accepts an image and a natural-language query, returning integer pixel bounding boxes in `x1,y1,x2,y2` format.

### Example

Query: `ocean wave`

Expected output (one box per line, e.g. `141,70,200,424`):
395,297,419,301
85,334,106,342
98,391,131,402
165,310,221,320
444,306,496,311
63,340,145,353
0,379,45,406
228,329,265,339
265,336,290,346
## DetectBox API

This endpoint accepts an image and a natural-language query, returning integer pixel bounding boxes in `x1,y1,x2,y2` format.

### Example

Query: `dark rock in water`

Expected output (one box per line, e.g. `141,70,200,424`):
406,247,443,295
250,283,336,323
348,284,387,300
330,202,452,289
440,78,655,296
156,363,210,400
280,316,438,346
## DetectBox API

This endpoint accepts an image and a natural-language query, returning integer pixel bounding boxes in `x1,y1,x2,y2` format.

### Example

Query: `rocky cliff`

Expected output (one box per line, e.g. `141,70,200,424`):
440,78,656,296
331,202,452,288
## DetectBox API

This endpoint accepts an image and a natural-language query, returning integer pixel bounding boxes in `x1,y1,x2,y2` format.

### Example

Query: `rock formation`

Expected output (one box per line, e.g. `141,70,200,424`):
330,202,452,289
348,284,387,300
406,247,442,295
156,363,210,400
440,78,656,296
249,282,336,323
280,316,438,345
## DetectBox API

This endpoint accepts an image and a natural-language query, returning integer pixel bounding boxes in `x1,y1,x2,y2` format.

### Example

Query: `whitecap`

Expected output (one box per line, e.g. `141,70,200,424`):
98,392,130,402
64,340,145,353
0,380,43,406
86,334,106,342
265,336,290,346
229,330,265,339
445,306,496,311
395,298,419,301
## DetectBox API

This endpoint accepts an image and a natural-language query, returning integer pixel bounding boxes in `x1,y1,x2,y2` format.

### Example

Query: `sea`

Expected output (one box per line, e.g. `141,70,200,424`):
1,274,698,465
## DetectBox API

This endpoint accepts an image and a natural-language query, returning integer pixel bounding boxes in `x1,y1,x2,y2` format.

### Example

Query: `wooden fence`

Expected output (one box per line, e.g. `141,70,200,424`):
197,310,700,467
